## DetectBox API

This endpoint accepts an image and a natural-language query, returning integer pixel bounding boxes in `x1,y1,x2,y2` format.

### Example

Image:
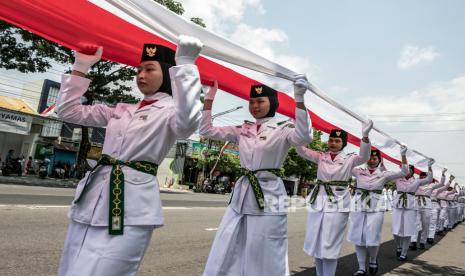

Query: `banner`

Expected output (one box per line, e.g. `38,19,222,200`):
0,109,33,135
0,0,450,180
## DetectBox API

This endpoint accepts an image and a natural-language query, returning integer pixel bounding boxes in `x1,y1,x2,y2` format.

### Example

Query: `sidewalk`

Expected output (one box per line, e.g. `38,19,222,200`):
0,175,193,193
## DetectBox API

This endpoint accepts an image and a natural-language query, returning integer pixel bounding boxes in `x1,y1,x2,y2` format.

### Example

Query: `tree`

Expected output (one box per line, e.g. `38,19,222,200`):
195,138,241,181
0,0,206,178
283,130,328,185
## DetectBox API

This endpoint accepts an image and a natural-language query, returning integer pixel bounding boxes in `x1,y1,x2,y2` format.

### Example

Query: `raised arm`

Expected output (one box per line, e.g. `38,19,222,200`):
56,47,115,127
436,175,454,193
199,81,241,142
385,145,409,181
417,159,434,186
352,120,373,166
296,146,320,164
431,168,448,190
284,76,312,146
168,36,203,138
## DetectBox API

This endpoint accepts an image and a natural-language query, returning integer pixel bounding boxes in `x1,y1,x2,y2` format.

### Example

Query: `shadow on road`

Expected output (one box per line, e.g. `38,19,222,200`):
291,226,465,276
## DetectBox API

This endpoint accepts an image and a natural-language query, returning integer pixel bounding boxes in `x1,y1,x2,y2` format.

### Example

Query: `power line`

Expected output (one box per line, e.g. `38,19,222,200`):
389,129,465,133
0,89,41,101
369,112,465,118
0,75,43,88
0,81,43,94
375,119,465,123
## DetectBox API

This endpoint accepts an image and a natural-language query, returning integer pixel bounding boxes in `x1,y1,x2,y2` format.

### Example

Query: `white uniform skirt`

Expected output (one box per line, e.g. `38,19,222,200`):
347,211,384,246
58,220,153,276
391,208,417,237
203,207,289,276
304,211,349,259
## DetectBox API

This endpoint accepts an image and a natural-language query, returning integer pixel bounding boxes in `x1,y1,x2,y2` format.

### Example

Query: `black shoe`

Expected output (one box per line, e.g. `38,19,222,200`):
396,247,402,257
427,238,434,245
398,255,407,261
409,242,417,250
368,262,378,275
419,243,425,250
437,231,444,236
353,269,366,276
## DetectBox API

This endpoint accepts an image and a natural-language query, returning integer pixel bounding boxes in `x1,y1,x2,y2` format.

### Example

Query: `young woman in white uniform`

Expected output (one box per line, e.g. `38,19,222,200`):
56,36,203,276
201,77,312,276
296,122,374,276
409,169,445,250
392,160,434,261
349,147,409,276
426,170,448,244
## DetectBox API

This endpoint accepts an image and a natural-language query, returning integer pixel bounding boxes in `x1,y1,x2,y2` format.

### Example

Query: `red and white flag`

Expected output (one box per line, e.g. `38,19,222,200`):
0,0,448,179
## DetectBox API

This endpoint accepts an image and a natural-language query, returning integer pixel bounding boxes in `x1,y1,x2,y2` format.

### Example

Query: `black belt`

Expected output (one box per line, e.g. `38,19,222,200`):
355,187,383,208
309,180,350,204
397,191,416,208
75,154,158,235
238,168,284,209
416,195,430,206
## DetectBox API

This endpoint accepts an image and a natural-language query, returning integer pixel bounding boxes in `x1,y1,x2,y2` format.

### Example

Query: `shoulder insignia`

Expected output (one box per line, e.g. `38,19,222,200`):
277,119,291,126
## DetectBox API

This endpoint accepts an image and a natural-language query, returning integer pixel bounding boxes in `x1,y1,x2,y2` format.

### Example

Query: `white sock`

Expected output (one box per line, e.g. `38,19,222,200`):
315,258,323,276
367,246,379,263
393,235,401,249
322,259,338,276
401,237,410,256
355,246,366,270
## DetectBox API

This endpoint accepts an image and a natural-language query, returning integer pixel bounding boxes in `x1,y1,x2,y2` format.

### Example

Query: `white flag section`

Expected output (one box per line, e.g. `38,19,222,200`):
90,0,453,181
90,0,452,181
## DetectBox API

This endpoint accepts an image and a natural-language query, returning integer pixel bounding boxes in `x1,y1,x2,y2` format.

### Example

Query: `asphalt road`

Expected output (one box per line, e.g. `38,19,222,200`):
1,184,464,276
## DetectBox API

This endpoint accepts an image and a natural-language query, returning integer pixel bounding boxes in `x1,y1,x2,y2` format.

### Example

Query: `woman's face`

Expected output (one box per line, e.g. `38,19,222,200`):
136,61,163,96
249,96,270,119
328,137,343,152
407,168,415,178
367,156,380,168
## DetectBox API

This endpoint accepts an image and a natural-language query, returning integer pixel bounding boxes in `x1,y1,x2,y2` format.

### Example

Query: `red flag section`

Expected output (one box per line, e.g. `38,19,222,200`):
0,0,415,172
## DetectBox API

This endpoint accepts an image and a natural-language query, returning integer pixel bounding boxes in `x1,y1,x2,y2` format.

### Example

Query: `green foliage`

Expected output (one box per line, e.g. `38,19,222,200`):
283,130,328,182
0,0,206,178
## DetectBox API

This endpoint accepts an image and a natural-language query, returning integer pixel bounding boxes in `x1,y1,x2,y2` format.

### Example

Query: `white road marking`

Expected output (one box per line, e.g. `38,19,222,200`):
205,227,218,231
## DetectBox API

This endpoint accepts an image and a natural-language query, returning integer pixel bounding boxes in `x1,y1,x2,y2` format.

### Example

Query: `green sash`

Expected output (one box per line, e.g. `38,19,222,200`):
75,154,158,235
416,195,430,206
397,191,416,208
239,168,284,209
308,180,350,204
355,187,383,208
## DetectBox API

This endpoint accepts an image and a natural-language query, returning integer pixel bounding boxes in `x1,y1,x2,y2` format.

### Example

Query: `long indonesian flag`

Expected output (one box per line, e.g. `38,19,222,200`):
0,0,449,180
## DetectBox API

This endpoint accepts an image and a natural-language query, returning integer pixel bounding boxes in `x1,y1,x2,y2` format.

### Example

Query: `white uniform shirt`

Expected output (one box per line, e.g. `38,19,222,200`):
394,172,433,210
351,165,409,212
415,175,444,208
200,108,311,215
296,141,371,212
430,175,447,201
56,65,202,226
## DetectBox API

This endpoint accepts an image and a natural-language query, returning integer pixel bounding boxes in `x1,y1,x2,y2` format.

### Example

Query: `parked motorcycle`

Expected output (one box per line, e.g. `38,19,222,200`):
1,158,22,176
37,159,50,179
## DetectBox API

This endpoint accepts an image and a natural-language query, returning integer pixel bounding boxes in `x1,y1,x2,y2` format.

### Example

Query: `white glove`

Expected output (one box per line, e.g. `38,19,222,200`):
72,46,103,74
362,119,374,137
293,75,308,103
400,145,408,156
205,80,218,101
428,158,435,167
442,168,447,175
175,35,203,65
